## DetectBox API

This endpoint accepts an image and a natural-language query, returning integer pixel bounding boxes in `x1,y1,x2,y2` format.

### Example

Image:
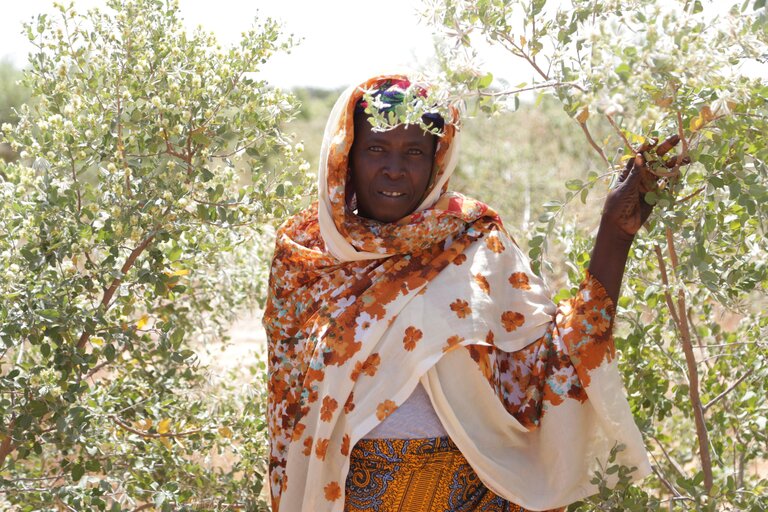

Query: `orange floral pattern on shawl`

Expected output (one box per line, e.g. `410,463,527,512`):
264,196,502,510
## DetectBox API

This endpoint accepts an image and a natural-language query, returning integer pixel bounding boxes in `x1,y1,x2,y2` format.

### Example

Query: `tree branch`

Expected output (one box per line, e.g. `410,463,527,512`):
605,114,634,153
665,227,714,493
579,121,610,167
703,368,754,413
653,244,682,329
0,425,16,469
477,80,586,97
111,416,204,439
497,31,550,80
76,231,157,349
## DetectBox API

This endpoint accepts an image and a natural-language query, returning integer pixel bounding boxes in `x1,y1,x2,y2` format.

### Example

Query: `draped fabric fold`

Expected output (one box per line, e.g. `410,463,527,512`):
263,75,650,512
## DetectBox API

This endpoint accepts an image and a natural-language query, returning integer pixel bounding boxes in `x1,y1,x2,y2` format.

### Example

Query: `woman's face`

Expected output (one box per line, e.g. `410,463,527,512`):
349,119,437,223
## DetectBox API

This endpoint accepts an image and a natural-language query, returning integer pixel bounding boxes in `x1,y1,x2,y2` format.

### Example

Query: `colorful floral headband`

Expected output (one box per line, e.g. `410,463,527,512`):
355,78,445,132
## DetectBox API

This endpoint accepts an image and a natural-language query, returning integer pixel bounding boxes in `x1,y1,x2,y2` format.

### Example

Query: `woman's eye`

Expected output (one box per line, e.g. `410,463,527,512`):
368,146,383,152
407,148,424,155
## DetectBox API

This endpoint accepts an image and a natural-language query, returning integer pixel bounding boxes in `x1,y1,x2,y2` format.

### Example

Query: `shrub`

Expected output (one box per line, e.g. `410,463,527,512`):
0,0,310,509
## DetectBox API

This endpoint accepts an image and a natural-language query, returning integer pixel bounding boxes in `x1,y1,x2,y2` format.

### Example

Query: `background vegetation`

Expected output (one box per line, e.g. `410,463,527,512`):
1,0,766,510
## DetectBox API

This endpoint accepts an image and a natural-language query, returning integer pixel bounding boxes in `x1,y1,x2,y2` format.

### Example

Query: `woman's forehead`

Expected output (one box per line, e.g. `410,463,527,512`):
355,122,436,144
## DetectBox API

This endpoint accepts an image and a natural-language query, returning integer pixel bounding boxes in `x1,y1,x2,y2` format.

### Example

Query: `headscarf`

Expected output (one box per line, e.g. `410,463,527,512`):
317,75,465,261
262,75,648,511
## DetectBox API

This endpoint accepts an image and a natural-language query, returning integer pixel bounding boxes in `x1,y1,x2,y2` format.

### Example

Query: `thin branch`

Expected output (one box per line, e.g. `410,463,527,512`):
605,114,634,153
651,463,684,499
111,416,204,439
478,80,587,97
69,149,81,215
496,31,550,80
85,359,112,379
678,186,706,204
666,227,714,493
650,434,687,479
703,368,754,412
77,226,159,349
192,198,246,208
653,244,682,329
694,342,763,349
579,121,610,166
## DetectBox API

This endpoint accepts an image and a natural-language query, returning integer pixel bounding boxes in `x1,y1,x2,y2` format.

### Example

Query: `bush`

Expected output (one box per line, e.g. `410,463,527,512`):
0,0,310,509
428,0,768,509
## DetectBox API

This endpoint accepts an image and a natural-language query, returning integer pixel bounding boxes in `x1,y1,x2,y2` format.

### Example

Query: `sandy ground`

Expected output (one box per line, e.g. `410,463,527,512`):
199,311,267,371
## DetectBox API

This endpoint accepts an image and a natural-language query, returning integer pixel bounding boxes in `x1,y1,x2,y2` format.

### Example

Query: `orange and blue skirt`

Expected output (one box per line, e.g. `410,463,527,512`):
345,437,564,512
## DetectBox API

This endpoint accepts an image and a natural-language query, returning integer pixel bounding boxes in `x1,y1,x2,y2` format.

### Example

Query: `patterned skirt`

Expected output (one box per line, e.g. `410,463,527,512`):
344,437,564,512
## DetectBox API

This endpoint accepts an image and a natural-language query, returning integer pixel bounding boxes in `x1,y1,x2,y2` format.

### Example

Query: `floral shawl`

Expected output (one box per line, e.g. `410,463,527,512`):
263,75,650,511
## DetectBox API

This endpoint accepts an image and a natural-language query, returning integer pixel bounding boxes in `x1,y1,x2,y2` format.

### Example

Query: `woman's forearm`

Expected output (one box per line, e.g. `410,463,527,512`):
587,216,635,306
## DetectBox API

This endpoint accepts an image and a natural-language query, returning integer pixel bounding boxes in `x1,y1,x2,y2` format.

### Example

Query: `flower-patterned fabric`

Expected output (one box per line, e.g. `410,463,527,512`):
263,75,650,512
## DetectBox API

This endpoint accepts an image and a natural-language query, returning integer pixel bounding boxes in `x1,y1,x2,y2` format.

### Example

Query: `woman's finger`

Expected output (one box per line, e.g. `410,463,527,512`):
655,134,680,157
661,154,692,168
618,154,645,188
618,151,644,184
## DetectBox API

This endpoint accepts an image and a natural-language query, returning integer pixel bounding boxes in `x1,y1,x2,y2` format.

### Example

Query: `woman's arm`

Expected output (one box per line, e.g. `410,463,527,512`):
587,135,685,304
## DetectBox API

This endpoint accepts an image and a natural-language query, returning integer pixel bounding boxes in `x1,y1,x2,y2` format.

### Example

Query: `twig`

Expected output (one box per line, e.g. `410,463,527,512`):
192,198,246,208
77,226,160,350
694,342,762,349
579,121,610,166
703,368,754,412
605,114,634,153
651,464,683,499
653,245,682,329
85,359,112,379
111,415,204,439
478,81,587,97
497,31,550,80
678,186,705,204
650,434,687,479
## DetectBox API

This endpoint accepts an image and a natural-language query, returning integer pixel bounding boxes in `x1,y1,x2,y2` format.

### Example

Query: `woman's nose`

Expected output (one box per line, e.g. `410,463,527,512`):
382,156,406,179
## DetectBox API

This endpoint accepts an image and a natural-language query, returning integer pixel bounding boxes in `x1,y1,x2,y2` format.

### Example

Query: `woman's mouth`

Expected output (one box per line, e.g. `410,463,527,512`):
379,190,406,198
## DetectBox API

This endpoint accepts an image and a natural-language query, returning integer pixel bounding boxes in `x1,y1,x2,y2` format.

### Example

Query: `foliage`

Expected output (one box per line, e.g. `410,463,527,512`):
0,0,311,509
426,0,768,510
0,60,31,163
0,60,30,127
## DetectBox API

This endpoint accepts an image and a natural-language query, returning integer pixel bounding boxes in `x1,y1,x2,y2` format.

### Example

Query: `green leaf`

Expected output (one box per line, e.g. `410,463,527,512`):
28,400,48,417
565,179,583,191
71,463,85,482
104,343,116,362
614,63,631,80
190,130,211,145
477,72,493,89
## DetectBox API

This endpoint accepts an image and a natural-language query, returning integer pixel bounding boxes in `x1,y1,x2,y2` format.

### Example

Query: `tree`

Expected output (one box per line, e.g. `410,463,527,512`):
425,0,768,509
0,0,310,509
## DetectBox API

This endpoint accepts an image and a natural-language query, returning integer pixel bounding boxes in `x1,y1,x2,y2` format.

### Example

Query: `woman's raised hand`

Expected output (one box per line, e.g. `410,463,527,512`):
601,134,690,239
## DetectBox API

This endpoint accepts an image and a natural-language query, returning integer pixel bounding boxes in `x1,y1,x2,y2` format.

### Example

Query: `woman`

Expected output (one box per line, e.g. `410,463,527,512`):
263,75,681,511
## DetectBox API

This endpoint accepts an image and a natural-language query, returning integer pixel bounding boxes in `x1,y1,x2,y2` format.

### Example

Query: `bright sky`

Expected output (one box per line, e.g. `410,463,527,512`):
0,0,449,89
2,1,762,90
